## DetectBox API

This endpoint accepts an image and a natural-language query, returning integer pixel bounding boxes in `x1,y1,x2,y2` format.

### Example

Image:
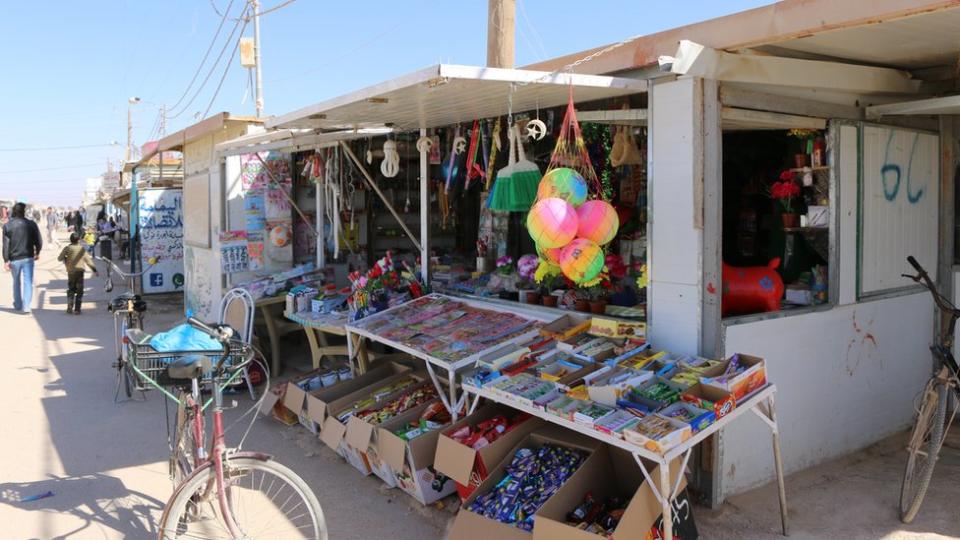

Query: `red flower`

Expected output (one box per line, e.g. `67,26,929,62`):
779,170,794,182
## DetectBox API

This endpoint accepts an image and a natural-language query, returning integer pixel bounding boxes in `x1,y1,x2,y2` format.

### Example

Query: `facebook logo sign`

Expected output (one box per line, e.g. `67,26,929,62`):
149,273,164,287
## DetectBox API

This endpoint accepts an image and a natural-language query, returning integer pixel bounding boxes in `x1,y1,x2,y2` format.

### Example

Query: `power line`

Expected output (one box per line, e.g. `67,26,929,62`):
166,3,249,120
249,0,296,19
0,143,119,152
0,162,104,175
166,0,238,115
209,0,225,17
201,16,251,119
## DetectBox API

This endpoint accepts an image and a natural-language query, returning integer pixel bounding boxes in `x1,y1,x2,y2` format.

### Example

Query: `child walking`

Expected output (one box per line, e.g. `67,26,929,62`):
58,232,98,314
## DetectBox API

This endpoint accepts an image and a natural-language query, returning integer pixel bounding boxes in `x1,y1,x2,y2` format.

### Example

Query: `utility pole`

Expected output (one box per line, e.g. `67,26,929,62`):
160,104,167,137
126,96,141,162
486,0,515,68
252,0,264,118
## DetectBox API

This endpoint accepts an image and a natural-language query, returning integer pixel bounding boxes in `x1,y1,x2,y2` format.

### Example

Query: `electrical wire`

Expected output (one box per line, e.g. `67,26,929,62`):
166,3,249,120
0,162,105,175
249,0,297,19
209,0,225,17
0,143,119,152
166,0,238,115
199,16,250,120
517,0,549,61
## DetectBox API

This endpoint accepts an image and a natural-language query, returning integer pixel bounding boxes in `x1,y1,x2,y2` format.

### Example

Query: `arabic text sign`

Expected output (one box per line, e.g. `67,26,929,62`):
138,188,185,294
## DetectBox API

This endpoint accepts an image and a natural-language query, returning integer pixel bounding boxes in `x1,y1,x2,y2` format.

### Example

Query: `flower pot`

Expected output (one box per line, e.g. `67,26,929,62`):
781,212,800,228
541,295,558,307
589,300,608,314
794,153,808,169
574,299,590,312
498,291,519,302
523,291,541,305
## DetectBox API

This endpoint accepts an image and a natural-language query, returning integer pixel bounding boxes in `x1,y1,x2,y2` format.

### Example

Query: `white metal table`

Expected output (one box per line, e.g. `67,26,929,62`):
344,294,557,422
463,382,789,539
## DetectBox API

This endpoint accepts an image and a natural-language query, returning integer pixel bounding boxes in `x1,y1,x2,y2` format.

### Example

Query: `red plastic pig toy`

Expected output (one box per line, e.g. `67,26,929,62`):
721,258,784,316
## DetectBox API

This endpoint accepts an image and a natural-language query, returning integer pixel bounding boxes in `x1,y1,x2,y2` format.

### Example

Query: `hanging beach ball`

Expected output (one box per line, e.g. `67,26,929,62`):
535,243,564,266
527,197,578,249
576,200,620,246
560,238,604,284
537,167,588,207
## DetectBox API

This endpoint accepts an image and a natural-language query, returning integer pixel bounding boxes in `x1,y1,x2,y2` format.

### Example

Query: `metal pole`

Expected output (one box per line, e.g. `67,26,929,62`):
419,127,430,283
126,105,133,162
252,0,264,118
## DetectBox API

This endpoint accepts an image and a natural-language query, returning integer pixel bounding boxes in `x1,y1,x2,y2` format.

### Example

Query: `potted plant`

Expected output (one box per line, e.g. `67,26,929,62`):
534,261,562,307
584,275,613,314
516,254,540,304
788,129,817,168
771,171,802,228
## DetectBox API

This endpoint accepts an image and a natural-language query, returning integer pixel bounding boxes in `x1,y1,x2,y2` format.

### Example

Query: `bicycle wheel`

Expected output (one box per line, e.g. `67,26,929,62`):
170,391,200,486
899,381,948,523
158,456,327,540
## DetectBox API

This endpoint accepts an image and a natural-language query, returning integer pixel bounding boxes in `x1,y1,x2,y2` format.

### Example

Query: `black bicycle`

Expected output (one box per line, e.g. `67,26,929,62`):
899,255,960,523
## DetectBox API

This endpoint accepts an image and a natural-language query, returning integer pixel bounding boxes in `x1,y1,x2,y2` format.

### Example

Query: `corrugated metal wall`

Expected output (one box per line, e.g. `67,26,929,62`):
860,125,939,295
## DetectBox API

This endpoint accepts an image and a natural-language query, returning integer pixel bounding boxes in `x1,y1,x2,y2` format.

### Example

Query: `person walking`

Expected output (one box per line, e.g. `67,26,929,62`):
57,232,98,314
44,207,58,243
2,202,42,313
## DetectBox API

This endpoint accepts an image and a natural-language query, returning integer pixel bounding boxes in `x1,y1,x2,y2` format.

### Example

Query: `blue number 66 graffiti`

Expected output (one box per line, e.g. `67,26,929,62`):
880,131,924,204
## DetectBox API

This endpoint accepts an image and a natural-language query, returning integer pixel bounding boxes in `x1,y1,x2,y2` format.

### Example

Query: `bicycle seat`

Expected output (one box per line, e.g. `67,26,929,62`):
167,355,212,380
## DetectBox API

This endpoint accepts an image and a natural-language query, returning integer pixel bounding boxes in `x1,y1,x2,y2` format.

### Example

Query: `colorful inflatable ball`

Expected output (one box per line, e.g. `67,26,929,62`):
527,197,579,249
536,167,588,206
535,243,563,265
576,200,619,246
559,238,604,284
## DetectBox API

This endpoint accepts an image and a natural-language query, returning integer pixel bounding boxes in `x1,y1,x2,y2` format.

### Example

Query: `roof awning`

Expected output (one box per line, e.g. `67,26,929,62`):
866,94,960,118
266,64,647,131
215,127,392,157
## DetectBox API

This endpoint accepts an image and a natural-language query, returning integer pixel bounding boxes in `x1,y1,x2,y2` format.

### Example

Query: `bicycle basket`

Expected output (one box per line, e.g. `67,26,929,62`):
128,339,252,391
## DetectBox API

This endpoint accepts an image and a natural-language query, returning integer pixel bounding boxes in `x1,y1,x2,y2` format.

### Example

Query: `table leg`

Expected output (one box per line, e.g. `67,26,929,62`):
448,367,459,422
660,462,673,540
260,305,282,376
346,330,357,375
768,396,790,536
303,327,322,369
354,334,369,374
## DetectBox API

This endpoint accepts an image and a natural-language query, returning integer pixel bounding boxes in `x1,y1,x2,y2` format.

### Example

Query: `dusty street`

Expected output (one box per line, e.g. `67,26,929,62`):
0,242,959,539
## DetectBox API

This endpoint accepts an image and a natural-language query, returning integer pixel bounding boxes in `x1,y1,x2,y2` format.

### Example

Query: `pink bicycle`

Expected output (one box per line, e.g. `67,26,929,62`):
130,317,327,539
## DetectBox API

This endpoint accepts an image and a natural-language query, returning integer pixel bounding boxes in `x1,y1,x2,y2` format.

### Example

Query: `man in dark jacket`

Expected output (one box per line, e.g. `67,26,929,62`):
3,202,42,313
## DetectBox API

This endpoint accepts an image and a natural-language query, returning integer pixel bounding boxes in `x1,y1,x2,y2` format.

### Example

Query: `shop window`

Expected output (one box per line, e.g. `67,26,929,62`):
721,129,830,318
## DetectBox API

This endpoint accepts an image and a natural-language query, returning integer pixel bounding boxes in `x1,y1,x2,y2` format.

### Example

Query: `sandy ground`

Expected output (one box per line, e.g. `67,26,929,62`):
0,237,958,539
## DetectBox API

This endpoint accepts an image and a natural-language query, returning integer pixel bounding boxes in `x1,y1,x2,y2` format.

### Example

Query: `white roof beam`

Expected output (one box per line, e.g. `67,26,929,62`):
671,40,921,95
866,94,960,118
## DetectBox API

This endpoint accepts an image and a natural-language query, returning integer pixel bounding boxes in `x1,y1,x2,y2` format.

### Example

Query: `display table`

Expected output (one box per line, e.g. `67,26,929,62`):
345,294,557,422
344,294,788,540
255,296,289,376
463,381,788,540
285,310,372,372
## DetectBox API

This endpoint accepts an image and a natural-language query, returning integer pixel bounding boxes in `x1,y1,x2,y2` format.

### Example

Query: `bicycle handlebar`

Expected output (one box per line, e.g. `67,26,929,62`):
187,317,253,374
903,256,960,316
96,256,159,278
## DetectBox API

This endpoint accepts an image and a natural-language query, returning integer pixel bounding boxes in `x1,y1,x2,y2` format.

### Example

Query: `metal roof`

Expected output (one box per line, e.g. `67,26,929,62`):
266,64,647,131
215,127,392,156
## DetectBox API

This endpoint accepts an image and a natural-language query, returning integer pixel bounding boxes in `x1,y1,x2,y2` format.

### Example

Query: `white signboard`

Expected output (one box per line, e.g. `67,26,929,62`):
138,188,185,294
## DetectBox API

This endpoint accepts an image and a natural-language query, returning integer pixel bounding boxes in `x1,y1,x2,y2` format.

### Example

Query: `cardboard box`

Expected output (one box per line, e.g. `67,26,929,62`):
700,354,766,400
540,314,592,341
280,365,350,433
318,371,427,474
374,400,458,504
533,446,689,540
623,414,692,455
588,316,646,340
586,367,654,407
681,383,736,420
448,425,602,540
297,360,414,433
435,403,543,500
660,401,715,433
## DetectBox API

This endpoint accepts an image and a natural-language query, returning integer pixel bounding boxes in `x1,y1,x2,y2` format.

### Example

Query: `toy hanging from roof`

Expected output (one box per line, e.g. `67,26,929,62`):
487,124,541,212
380,139,400,178
526,86,620,285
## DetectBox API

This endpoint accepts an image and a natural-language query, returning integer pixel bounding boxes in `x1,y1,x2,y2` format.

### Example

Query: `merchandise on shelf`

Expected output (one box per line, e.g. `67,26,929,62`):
623,413,692,454
447,412,530,450
467,444,585,531
393,401,452,441
354,384,438,425
565,492,629,535
335,376,421,423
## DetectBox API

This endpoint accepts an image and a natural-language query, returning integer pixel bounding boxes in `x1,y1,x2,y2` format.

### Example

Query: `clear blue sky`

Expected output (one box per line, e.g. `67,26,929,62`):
0,0,773,206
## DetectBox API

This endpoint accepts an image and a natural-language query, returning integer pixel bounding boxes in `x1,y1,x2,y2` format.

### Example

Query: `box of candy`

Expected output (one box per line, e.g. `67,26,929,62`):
546,394,581,421
571,400,616,428
539,314,592,341
668,358,724,389
370,399,458,504
623,413,692,454
448,425,600,540
659,401,715,433
681,383,737,420
435,403,543,500
586,367,653,407
532,445,693,540
618,377,686,413
700,353,767,400
343,380,439,455
593,409,642,438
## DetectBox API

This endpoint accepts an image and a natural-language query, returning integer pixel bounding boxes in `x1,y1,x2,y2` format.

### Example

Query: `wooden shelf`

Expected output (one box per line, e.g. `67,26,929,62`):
783,227,828,233
789,166,830,173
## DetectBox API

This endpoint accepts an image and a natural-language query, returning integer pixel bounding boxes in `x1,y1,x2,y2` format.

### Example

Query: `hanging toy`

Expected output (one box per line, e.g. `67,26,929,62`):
381,139,400,178
609,127,628,167
527,197,578,249
464,120,485,190
487,124,540,212
453,135,467,155
365,138,374,165
559,238,604,284
416,136,433,154
537,167,588,206
526,119,547,141
485,118,502,190
576,199,619,245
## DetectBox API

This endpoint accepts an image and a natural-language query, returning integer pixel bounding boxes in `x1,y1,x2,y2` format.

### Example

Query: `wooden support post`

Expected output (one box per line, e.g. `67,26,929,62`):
486,0,515,69
419,127,431,283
